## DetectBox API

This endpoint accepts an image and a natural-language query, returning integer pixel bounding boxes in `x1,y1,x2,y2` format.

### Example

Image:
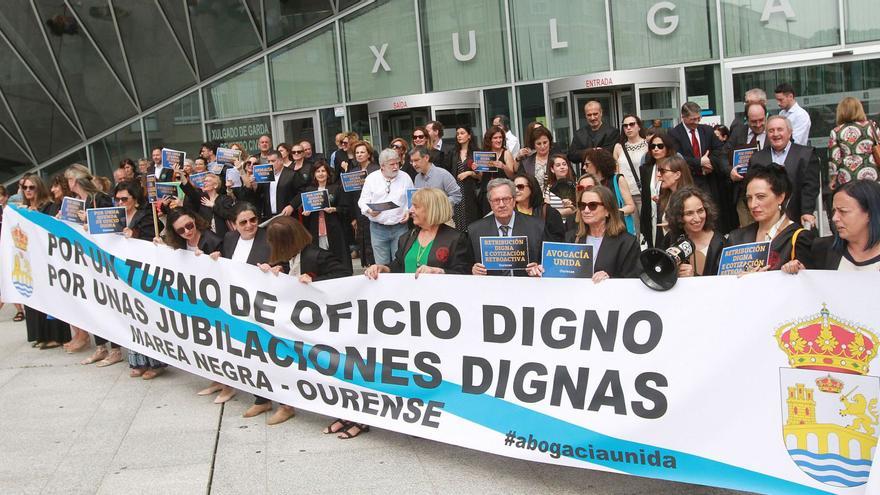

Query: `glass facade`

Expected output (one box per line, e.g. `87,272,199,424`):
2,0,878,187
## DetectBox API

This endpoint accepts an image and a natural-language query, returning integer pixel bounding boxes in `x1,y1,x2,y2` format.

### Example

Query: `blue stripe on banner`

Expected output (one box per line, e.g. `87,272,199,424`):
794,461,870,479
803,474,864,488
789,449,874,466
14,206,836,495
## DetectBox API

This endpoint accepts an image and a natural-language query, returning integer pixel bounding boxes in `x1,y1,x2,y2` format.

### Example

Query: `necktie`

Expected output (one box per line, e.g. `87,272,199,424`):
499,225,510,236
318,211,327,237
690,129,700,158
749,132,758,146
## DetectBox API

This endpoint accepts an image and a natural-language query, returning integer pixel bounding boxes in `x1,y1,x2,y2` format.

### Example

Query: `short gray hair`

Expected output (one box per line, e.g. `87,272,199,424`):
378,148,399,167
486,178,515,198
744,88,767,104
409,146,430,158
681,101,701,117
767,115,793,132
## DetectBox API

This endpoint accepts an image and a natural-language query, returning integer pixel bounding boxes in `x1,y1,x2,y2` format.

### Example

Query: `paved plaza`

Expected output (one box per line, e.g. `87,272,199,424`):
0,305,750,495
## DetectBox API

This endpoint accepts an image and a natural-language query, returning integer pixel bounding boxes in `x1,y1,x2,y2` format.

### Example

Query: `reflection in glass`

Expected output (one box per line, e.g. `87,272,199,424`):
264,0,333,44
483,87,512,136
0,130,34,185
145,92,203,159
156,0,196,66
89,121,145,179
205,60,270,120
721,0,839,58
68,0,138,97
346,104,370,142
188,0,262,78
35,0,137,136
113,0,197,108
517,84,546,140
271,27,340,111
319,107,344,156
845,0,880,43
40,148,87,182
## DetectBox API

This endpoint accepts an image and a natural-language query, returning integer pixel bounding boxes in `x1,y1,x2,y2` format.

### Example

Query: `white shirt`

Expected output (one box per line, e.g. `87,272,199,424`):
687,126,702,154
231,237,254,263
269,168,281,214
771,141,793,166
289,253,302,277
494,211,516,236
357,170,414,225
746,130,766,149
505,130,520,156
779,102,811,146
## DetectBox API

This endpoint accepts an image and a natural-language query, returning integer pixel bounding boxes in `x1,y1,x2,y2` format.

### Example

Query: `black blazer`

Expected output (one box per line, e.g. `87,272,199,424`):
197,229,224,254
467,212,544,277
661,231,725,276
809,237,842,270
748,143,820,221
723,126,768,209
724,222,814,270
299,245,351,281
181,181,235,238
220,228,270,266
668,123,724,182
255,166,298,218
388,224,472,274
522,204,565,243
564,229,641,278
127,207,163,241
567,124,620,165
433,139,457,174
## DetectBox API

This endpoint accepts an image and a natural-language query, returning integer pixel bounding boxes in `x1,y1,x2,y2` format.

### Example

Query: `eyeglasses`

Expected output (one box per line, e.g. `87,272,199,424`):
391,144,404,150
577,201,602,211
175,221,196,235
515,184,528,190
649,143,666,150
237,216,258,226
488,196,514,205
622,122,638,128
22,185,36,191
291,149,304,154
115,196,132,203
657,168,672,174
412,134,426,139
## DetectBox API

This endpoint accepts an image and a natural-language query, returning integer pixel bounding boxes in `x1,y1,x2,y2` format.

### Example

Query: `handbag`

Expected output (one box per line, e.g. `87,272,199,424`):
611,174,636,235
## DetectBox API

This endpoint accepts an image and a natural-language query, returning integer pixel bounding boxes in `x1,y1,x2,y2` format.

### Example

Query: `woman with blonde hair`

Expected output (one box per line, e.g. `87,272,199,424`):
828,96,879,190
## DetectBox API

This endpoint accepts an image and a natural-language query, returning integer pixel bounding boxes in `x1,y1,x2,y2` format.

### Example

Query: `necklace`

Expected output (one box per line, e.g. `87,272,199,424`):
416,241,430,267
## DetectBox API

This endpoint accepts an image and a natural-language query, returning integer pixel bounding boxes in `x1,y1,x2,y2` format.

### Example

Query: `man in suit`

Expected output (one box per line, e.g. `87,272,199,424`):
248,150,298,220
727,88,767,148
668,101,733,231
468,178,543,276
299,140,324,164
748,115,820,228
567,100,619,168
724,102,769,227
426,120,456,173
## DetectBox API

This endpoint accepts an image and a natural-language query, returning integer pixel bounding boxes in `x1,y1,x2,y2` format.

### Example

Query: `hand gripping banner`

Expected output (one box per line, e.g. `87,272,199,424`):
3,204,880,495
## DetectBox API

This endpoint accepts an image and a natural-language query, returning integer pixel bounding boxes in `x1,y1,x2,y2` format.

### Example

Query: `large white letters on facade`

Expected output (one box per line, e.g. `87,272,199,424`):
647,2,679,36
370,43,390,73
549,18,568,50
452,31,477,62
760,0,796,22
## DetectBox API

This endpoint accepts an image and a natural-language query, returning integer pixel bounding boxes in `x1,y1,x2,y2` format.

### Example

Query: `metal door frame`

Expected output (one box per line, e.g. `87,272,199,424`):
272,110,321,152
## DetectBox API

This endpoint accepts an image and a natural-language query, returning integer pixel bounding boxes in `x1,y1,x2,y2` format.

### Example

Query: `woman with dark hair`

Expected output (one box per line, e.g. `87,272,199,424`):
713,125,730,143
277,143,292,168
725,164,814,270
119,158,137,180
390,137,416,180
584,148,636,235
345,140,379,265
365,188,471,278
783,179,880,273
528,185,640,281
513,175,565,242
662,186,724,277
254,216,349,427
519,126,554,191
49,175,73,205
483,125,518,179
639,131,679,248
115,181,161,242
160,207,223,254
180,170,235,238
302,160,353,273
613,114,647,236
544,154,578,223
448,126,482,232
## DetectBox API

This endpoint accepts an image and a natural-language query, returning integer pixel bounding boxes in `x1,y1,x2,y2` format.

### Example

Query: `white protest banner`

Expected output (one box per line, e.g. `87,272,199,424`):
2,204,880,495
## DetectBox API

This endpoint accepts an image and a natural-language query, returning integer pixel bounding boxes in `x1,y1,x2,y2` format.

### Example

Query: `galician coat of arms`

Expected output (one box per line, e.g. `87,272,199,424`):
776,304,879,488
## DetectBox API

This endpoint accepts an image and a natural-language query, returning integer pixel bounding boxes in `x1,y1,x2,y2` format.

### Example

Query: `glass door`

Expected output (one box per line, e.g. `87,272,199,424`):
432,106,482,143
571,87,635,132
550,95,571,148
275,111,320,151
375,107,430,149
636,86,679,130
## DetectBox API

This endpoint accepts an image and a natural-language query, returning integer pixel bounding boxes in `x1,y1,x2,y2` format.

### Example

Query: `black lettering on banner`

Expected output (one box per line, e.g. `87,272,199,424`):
587,370,626,415
550,366,589,409
375,300,405,335
380,348,409,386
541,308,577,349
632,372,669,419
513,362,547,403
344,346,377,382
291,300,322,330
582,311,619,351
461,356,493,394
426,302,460,339
326,301,352,332
482,305,516,343
622,311,662,354
412,351,441,389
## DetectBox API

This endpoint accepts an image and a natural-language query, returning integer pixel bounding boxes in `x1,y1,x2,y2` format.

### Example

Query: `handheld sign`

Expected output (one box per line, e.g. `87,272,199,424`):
189,172,208,189
341,170,367,192
301,189,330,213
216,147,241,165
145,176,158,203
717,241,771,275
541,242,593,278
156,182,183,200
161,148,185,169
367,201,399,212
473,151,497,173
732,146,758,175
406,188,418,209
208,163,225,175
252,164,275,183
480,235,528,270
59,197,85,224
87,207,126,235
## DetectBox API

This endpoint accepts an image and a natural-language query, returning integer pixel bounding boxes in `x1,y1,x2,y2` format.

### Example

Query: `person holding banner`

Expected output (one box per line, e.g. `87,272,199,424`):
364,187,471,278
725,164,814,270
783,179,880,273
534,185,640,281
63,164,117,357
159,207,224,255
301,161,352,272
662,186,724,277
254,216,350,427
513,175,565,242
357,149,414,266
449,126,482,233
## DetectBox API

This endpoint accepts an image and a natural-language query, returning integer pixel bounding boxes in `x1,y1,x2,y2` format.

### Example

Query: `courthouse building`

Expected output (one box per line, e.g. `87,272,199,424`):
0,0,878,188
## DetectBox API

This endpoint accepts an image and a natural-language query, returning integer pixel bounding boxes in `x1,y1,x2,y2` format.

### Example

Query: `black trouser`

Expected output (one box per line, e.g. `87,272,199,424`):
254,395,269,405
94,335,119,348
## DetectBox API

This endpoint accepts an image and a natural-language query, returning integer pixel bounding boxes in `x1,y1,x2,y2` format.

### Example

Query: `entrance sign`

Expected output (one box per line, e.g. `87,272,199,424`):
3,204,880,495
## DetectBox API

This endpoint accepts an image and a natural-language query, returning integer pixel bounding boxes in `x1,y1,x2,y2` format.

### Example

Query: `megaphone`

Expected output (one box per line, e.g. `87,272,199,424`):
639,235,694,291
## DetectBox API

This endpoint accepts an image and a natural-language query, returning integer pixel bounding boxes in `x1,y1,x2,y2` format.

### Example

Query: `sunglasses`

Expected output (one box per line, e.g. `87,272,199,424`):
657,168,673,174
577,201,602,211
391,144,404,150
115,196,132,203
291,149,304,154
341,141,350,145
515,183,528,190
649,143,666,150
22,185,36,191
412,134,426,139
175,221,196,235
237,216,258,226
622,122,638,128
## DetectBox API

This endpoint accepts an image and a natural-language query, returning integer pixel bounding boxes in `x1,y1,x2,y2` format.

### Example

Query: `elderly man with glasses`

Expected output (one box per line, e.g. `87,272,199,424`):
357,148,415,265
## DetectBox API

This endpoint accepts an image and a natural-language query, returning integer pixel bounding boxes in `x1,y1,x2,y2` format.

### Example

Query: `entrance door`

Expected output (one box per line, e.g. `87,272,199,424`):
377,107,431,148
275,111,320,151
433,106,482,143
572,87,635,132
637,86,679,130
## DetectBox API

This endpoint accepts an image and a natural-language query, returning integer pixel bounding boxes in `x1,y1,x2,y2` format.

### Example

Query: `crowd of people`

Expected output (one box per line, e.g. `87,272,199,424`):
1,86,879,440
